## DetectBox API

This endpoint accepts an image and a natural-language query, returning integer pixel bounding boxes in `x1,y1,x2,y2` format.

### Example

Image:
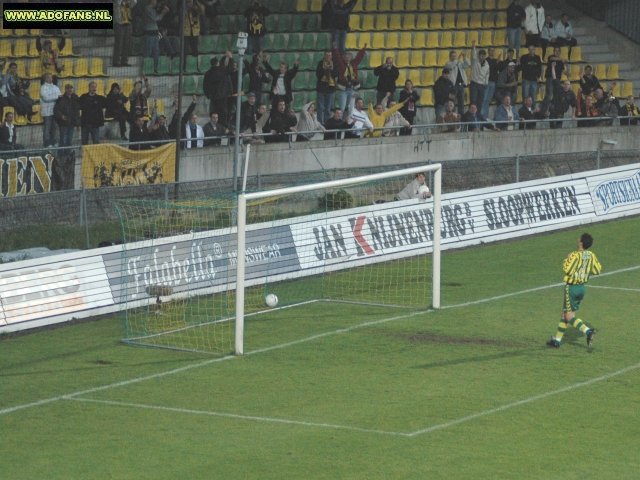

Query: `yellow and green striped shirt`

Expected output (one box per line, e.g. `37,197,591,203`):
563,250,602,285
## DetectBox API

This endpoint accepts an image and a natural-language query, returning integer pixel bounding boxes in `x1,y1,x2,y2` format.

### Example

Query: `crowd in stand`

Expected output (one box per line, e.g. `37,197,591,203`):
1,0,638,152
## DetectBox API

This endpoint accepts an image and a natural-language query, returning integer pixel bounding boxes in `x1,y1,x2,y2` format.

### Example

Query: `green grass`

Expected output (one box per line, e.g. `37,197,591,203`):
2,217,640,478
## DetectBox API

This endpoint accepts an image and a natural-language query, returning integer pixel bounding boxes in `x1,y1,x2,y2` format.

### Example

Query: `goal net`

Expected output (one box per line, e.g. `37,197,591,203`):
113,164,441,356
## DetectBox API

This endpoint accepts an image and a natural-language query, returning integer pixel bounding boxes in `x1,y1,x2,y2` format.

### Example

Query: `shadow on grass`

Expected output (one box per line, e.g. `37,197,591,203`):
412,346,565,370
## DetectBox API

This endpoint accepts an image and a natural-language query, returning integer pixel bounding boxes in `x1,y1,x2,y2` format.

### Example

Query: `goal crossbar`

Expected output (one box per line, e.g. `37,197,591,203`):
235,164,442,355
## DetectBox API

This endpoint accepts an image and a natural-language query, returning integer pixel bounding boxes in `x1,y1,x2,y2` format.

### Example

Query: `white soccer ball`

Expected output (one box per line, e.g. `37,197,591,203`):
418,185,430,198
265,294,279,308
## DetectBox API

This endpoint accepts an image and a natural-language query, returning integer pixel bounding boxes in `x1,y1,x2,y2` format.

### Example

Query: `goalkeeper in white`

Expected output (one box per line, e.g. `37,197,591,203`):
396,172,432,200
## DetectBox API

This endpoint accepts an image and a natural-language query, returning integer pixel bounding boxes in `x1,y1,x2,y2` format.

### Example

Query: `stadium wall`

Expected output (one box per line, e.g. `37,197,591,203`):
2,162,640,334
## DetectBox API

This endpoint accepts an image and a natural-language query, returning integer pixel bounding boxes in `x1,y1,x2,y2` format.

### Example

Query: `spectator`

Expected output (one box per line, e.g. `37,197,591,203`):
519,44,543,105
324,108,355,140
331,0,358,56
349,97,374,137
381,96,411,137
113,0,135,67
554,13,577,56
158,28,179,58
181,0,205,59
296,101,326,141
518,96,547,129
129,76,152,124
264,100,298,143
398,79,419,136
142,0,169,74
539,14,554,59
36,36,64,85
373,56,400,106
396,172,431,201
577,95,599,128
105,82,129,140
461,103,497,132
506,0,526,57
316,50,339,125
255,103,270,136
203,112,228,145
200,0,220,35
495,62,518,105
40,73,62,147
445,50,470,115
0,111,25,151
436,100,460,133
210,54,234,126
129,115,151,150
579,65,602,97
148,113,172,146
157,0,181,58
244,0,271,55
620,95,639,126
497,47,517,73
333,42,366,120
494,95,519,130
469,42,489,109
548,68,576,129
184,112,205,149
433,68,456,118
53,83,81,151
0,68,8,120
593,87,619,126
79,82,107,145
203,57,219,114
481,47,500,118
4,62,36,119
244,53,271,104
263,54,299,109
524,1,544,48
541,46,566,110
237,92,261,142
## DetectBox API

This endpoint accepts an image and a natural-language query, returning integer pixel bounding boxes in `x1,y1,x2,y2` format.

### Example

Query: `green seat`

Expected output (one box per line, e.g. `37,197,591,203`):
307,91,317,103
234,16,245,33
287,33,301,51
196,78,205,95
132,37,143,56
283,0,298,13
184,56,199,74
307,73,318,90
283,52,297,67
199,55,212,72
183,76,196,95
215,35,231,53
298,52,312,70
293,72,308,90
312,52,324,65
200,36,216,53
364,71,377,89
157,57,170,75
291,14,305,31
363,90,376,105
216,17,232,34
316,33,330,51
272,34,286,51
306,15,319,31
274,15,290,32
268,53,281,71
142,57,155,76
292,92,306,110
302,33,316,51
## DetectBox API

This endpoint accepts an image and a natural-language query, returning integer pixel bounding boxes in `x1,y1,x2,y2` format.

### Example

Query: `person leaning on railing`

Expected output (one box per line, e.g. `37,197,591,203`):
620,95,639,126
577,95,599,128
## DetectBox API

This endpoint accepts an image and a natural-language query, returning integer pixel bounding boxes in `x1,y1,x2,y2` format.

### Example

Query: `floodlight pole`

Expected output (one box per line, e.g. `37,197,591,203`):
234,32,248,192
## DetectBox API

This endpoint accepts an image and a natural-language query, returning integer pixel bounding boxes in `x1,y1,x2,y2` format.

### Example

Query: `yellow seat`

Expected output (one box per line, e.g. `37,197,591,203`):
389,14,403,30
467,31,479,47
497,0,508,8
495,12,507,28
399,32,412,49
396,51,410,67
1,29,12,37
310,0,322,11
28,80,40,101
0,40,11,58
349,15,361,31
410,50,424,67
94,79,106,95
386,32,399,49
405,0,418,9
456,13,469,29
418,0,432,9
90,58,106,76
493,30,506,46
440,31,453,48
28,104,43,124
479,30,492,46
345,33,358,50
570,46,582,62
122,78,135,95
74,58,89,77
416,13,429,29
421,68,435,86
429,13,442,29
27,38,39,57
453,32,466,47
13,29,28,37
426,31,439,48
364,0,378,11
594,64,607,80
375,15,389,30
568,65,580,81
424,50,438,67
420,88,434,106
413,32,427,48
611,82,621,97
545,47,554,59
12,60,27,78
445,0,457,9
472,0,484,9
403,14,416,29
59,38,79,56
469,12,483,28
26,59,42,79
59,58,74,77
437,50,449,66
458,0,470,8
353,0,364,11
13,39,28,57
607,63,619,80
395,69,407,87
432,0,444,9
372,32,386,49
560,47,569,59
485,0,496,7
368,50,383,67
29,29,40,36
391,0,405,10
383,51,397,64
361,14,375,30
535,47,543,58
76,79,89,96
408,69,421,86
483,12,495,28
13,113,28,126
296,0,308,12
357,33,371,49
442,13,455,29
621,82,633,98
379,0,391,11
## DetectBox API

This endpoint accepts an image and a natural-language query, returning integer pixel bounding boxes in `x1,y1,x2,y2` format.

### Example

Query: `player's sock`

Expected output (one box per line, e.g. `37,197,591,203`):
569,317,590,334
555,321,567,342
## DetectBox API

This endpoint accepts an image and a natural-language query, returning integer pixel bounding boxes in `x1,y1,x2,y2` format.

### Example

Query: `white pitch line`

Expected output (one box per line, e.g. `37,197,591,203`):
65,397,410,437
408,361,640,437
590,285,640,293
2,262,639,418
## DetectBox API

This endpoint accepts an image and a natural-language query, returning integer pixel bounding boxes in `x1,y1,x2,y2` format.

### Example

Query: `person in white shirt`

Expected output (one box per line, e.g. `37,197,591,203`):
524,1,545,48
40,73,63,147
396,172,431,201
444,50,471,115
296,101,326,141
349,97,374,137
185,112,204,148
0,111,25,151
469,41,490,109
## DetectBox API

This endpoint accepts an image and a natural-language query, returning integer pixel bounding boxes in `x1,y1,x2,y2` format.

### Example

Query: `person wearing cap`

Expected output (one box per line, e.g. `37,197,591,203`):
495,61,518,105
433,68,456,118
149,107,171,147
396,172,431,201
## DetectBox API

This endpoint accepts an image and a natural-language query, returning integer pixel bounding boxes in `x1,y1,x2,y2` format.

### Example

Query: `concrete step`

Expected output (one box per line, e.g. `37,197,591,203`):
580,44,611,54
583,53,621,63
575,36,598,46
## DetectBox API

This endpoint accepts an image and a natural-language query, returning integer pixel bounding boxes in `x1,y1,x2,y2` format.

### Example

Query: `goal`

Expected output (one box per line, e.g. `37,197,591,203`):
113,164,441,356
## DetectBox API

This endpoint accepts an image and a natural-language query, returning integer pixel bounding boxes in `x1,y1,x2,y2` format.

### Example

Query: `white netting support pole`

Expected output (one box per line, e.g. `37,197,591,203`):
235,194,247,355
432,166,442,309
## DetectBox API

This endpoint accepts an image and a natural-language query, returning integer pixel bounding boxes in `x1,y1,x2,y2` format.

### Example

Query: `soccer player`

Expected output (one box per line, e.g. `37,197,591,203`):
547,233,601,348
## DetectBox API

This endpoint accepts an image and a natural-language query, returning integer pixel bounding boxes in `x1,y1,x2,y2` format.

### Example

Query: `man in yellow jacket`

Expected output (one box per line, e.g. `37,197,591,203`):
366,95,410,137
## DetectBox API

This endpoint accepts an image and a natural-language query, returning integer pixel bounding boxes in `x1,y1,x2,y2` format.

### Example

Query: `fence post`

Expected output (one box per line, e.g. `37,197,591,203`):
165,182,169,202
516,154,520,183
596,149,601,170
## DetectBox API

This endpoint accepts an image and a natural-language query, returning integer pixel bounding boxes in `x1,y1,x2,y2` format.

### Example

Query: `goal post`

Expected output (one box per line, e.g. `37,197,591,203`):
235,163,442,355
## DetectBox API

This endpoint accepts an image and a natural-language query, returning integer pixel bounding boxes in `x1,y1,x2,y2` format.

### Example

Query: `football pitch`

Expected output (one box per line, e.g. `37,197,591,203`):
2,217,639,478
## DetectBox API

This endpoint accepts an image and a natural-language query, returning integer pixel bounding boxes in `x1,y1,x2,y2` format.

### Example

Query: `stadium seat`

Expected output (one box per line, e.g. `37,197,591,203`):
298,52,312,70
471,0,483,9
403,14,416,30
216,35,232,53
310,0,323,11
570,46,582,62
266,14,281,32
27,104,42,125
483,12,495,28
184,56,199,74
302,33,316,50
0,40,11,58
594,64,607,80
363,71,378,88
379,0,391,11
621,82,633,98
26,59,42,79
368,50,383,68
272,34,286,51
346,33,358,50
375,15,389,31
440,32,453,48
59,38,79,57
424,50,438,67
386,32,399,49
156,57,169,75
361,15,375,31
497,0,509,8
0,29,12,37
391,0,404,10
429,14,442,29
396,51,410,68
437,50,449,66
458,0,470,8
469,12,483,29
445,0,457,9
405,0,418,9
432,0,444,9
418,0,431,9
93,79,106,96
200,36,216,54
13,39,28,58
283,52,297,68
607,64,619,80
13,112,28,126
410,50,424,67
568,65,580,81
28,38,39,57
287,33,301,51
312,51,324,66
399,32,412,49
420,89,434,105
316,33,330,50
485,0,496,8
198,55,212,72
28,80,40,101
389,14,403,30
308,72,318,90
425,32,439,48
421,68,435,86
413,32,427,48
76,79,89,96
456,13,469,29
611,82,622,98
267,53,280,70
296,0,308,11
479,30,492,46
493,30,507,46
395,69,407,87
453,32,466,47
294,72,309,92
90,58,106,76
442,13,455,29
372,32,385,49
182,76,196,95
365,0,378,12
416,14,429,29
408,69,421,86
307,14,319,30
560,47,569,59
13,29,28,37
357,33,370,49
59,58,74,78
495,12,507,28
467,31,479,47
